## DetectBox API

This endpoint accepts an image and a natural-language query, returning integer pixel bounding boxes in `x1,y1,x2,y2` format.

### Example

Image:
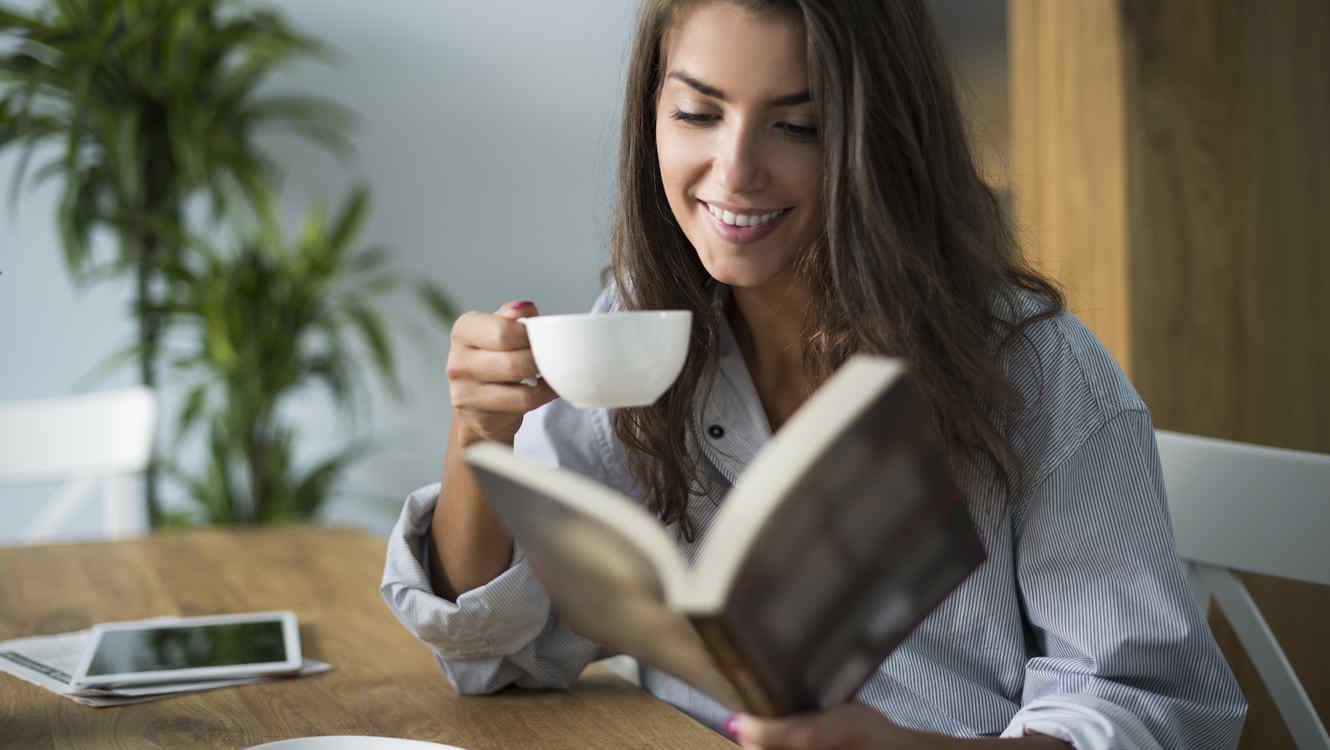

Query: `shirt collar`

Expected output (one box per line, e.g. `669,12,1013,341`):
692,285,773,482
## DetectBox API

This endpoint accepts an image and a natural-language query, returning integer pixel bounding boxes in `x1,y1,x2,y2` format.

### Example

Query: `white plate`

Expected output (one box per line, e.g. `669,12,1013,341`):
246,738,465,750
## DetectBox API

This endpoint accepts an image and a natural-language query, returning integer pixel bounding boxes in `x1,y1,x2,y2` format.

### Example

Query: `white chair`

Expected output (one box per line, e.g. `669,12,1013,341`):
0,387,158,543
1156,429,1330,750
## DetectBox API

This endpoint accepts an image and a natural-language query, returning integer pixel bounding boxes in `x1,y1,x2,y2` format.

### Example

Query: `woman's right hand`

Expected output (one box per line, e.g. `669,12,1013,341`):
446,299,559,446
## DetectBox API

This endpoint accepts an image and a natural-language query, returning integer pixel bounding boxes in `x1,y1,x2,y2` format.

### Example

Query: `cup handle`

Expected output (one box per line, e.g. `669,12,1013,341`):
515,319,540,386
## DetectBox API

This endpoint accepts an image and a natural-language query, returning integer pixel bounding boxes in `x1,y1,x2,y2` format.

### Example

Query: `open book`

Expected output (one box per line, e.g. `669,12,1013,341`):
464,355,985,716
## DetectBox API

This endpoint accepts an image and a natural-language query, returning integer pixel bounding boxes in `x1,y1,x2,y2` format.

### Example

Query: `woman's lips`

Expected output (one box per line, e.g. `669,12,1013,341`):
699,200,791,245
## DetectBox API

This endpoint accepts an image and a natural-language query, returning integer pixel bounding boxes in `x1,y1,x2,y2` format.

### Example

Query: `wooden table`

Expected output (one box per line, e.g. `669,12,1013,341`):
0,526,734,749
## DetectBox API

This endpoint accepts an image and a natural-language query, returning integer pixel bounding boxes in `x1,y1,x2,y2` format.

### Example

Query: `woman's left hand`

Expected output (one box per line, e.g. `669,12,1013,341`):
728,702,923,749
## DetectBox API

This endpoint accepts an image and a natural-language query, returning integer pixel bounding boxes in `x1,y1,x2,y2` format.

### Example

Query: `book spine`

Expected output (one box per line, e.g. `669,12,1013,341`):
691,616,779,717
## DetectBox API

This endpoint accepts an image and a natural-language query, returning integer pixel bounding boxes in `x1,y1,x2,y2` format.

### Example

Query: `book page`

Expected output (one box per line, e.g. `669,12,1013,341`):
699,365,985,714
685,356,906,609
465,446,748,709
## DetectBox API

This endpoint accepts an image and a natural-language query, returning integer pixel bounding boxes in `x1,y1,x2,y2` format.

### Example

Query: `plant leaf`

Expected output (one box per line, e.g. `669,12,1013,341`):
175,382,209,446
415,280,458,325
241,93,356,158
0,7,43,30
327,184,368,260
345,304,400,397
305,352,352,405
72,340,142,390
110,106,140,203
290,439,373,518
345,243,390,275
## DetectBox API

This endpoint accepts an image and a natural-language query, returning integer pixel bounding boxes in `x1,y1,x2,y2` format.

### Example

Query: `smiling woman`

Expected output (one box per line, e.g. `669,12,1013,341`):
608,0,1071,542
380,2,1248,750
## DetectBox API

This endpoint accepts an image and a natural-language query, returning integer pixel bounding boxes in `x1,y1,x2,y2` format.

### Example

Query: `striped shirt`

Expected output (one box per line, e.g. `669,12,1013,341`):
381,286,1246,749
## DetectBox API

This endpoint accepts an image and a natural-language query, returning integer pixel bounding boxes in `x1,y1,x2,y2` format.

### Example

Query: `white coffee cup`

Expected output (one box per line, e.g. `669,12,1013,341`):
518,311,692,408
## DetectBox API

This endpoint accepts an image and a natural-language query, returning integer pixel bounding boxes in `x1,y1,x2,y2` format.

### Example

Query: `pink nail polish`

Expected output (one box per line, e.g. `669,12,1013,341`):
513,300,534,309
723,714,740,739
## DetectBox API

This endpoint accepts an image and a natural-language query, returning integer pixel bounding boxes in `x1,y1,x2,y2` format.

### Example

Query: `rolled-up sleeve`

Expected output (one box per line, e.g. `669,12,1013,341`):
1004,409,1247,749
380,482,606,694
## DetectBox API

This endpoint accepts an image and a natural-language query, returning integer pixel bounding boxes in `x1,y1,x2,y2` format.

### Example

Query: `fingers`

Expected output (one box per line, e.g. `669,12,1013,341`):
450,301,538,351
445,299,552,443
450,379,557,415
496,299,539,320
732,710,852,750
446,346,540,384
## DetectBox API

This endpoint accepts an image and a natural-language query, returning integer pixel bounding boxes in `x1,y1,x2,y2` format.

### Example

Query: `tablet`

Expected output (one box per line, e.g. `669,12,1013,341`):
71,611,302,687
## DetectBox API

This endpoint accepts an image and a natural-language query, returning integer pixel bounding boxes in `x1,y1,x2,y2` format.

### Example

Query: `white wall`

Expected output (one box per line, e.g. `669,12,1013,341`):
1,0,639,540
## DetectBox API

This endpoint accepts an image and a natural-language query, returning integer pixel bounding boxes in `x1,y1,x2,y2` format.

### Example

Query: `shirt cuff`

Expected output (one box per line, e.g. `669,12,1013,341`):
1001,694,1164,750
380,483,551,660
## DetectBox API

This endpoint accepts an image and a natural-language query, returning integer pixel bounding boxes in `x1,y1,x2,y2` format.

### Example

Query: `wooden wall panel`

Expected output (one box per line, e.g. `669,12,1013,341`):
1011,1,1330,747
1122,0,1330,452
1010,0,1130,366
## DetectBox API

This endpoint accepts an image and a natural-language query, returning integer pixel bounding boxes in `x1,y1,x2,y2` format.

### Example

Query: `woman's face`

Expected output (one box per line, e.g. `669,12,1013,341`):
655,1,823,291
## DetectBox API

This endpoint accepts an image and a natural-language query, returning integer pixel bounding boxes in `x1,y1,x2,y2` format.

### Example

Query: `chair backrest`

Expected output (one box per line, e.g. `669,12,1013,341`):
0,387,158,542
1156,429,1330,587
1156,429,1330,750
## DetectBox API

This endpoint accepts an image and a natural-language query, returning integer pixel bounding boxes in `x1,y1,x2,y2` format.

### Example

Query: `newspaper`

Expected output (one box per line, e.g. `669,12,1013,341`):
0,626,331,707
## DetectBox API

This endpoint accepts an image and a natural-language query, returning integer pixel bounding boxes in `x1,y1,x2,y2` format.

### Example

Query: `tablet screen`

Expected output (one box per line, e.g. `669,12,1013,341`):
85,620,289,677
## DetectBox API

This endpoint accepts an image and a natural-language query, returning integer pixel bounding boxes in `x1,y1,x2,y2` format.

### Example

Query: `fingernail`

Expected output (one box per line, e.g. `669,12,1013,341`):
512,300,534,310
723,714,740,739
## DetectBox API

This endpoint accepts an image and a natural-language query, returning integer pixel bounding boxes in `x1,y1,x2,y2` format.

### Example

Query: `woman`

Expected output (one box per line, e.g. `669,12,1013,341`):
382,1,1246,748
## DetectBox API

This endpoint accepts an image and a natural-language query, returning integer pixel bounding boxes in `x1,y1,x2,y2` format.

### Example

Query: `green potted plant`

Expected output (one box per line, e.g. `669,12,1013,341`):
1,0,354,523
155,187,455,525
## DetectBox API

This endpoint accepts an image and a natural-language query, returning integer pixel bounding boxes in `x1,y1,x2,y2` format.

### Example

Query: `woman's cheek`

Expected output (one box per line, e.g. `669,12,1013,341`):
657,127,695,188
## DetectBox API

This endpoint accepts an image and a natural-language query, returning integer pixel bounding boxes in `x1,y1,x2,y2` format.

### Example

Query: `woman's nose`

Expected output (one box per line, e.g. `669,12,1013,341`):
713,124,764,194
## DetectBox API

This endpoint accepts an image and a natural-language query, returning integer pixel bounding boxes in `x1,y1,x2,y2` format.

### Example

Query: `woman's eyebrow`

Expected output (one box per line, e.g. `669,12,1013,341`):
666,70,811,106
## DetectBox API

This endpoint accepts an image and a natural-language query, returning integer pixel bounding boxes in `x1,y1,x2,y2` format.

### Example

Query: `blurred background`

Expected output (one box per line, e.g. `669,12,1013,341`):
0,0,1006,538
1,0,639,536
1,1,1325,747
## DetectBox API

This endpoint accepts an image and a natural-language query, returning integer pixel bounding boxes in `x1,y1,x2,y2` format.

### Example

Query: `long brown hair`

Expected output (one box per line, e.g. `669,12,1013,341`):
609,0,1063,541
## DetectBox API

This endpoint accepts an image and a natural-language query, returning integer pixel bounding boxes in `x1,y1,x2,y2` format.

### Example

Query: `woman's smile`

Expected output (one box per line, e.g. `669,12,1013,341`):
698,199,792,245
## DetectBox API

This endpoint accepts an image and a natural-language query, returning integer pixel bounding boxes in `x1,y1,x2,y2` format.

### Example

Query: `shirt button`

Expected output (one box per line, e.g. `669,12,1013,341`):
707,424,725,439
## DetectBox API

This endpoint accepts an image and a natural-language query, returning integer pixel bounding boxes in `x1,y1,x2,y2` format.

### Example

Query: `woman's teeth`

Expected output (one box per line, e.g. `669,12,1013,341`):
706,203,785,227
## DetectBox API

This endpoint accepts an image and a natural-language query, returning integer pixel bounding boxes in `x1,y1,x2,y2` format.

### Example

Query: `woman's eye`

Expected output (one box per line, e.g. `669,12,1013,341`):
778,122,818,141
670,109,716,125
669,109,817,142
